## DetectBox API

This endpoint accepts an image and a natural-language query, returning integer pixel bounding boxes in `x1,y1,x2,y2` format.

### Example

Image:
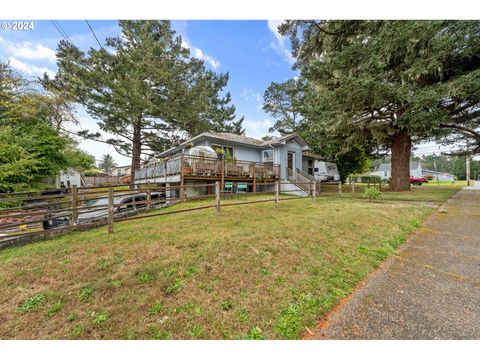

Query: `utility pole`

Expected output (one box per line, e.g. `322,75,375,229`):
466,157,471,186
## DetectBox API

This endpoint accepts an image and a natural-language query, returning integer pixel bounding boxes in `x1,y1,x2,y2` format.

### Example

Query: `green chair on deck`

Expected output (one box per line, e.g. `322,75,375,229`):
223,182,234,199
236,182,248,199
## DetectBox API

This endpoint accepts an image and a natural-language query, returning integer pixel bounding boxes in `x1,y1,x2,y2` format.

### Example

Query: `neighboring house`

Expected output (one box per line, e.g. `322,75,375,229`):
375,161,422,180
421,169,455,182
134,132,325,196
58,168,83,187
115,165,131,177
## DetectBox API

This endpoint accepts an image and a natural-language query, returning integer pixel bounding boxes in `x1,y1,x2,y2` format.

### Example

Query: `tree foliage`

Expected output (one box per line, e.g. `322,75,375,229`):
280,20,480,190
263,78,304,135
0,64,72,192
98,154,117,174
0,63,93,193
46,20,244,180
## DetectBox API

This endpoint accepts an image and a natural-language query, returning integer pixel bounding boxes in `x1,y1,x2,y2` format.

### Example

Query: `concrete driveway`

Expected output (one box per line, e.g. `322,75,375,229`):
312,184,480,339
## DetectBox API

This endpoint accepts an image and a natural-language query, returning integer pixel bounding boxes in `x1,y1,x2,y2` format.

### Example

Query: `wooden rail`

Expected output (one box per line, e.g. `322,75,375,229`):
134,155,281,183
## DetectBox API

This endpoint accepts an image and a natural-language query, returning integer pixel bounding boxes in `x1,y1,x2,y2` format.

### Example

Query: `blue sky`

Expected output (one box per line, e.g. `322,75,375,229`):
0,20,297,165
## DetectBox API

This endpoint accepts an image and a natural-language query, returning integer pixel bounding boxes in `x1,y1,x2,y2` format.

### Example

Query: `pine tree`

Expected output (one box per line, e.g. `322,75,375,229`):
98,154,117,174
46,20,243,181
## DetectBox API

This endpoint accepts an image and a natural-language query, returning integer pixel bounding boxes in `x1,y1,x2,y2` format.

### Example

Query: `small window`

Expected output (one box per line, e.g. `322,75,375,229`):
263,150,274,163
314,168,319,172
384,171,388,177
212,144,234,158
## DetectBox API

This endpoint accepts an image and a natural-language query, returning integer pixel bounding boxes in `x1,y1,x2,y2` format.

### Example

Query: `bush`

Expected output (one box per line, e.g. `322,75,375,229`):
363,187,382,201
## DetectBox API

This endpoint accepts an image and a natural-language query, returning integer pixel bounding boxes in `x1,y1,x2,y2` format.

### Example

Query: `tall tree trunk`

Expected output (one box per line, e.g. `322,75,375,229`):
390,129,411,191
130,124,142,188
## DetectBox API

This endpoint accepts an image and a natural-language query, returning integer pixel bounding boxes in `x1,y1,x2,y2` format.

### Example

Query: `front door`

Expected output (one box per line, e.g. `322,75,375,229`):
287,152,295,170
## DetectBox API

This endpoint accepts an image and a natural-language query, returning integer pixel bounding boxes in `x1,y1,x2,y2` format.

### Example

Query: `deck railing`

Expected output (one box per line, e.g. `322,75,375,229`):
135,155,280,181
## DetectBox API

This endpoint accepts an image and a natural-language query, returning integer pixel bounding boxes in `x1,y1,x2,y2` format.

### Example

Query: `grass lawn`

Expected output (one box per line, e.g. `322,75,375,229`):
321,182,465,203
0,192,453,339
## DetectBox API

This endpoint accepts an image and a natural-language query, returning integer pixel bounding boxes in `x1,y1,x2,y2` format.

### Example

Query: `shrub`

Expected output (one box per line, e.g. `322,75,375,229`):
363,187,382,201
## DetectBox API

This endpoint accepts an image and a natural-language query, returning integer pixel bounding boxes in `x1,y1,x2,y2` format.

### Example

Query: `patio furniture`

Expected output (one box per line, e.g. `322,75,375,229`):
236,182,248,199
223,181,234,199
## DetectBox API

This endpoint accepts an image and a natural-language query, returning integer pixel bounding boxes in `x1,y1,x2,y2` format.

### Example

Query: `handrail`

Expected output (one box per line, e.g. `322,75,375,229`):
135,154,280,181
295,168,316,182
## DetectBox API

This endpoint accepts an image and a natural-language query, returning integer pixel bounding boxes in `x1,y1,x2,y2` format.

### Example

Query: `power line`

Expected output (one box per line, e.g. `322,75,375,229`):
51,20,72,44
85,20,103,49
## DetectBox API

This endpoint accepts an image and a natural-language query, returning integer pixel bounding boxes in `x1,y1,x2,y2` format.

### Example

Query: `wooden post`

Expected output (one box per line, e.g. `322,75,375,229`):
180,154,185,201
352,179,355,194
338,181,342,196
70,185,78,226
311,181,316,201
215,181,220,215
379,180,382,192
146,182,151,209
275,180,279,208
221,159,225,190
252,164,256,193
108,187,114,234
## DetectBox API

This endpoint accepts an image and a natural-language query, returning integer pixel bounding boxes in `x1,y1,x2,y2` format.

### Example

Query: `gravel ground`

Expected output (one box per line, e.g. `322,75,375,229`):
313,184,480,339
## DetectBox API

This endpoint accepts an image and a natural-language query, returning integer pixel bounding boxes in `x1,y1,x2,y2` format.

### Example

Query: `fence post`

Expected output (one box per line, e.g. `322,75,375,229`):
146,182,151,209
351,178,355,194
275,180,279,208
379,180,382,192
108,187,114,234
311,181,316,201
253,164,256,193
338,181,342,197
215,181,221,215
70,185,78,226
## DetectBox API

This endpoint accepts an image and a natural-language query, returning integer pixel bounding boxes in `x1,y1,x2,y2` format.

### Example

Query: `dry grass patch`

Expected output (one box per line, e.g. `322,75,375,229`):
0,196,435,339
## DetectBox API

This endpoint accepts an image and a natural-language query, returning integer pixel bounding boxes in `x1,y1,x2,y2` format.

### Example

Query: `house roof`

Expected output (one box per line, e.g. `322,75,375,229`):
422,169,454,176
158,132,310,158
377,161,420,172
302,151,324,160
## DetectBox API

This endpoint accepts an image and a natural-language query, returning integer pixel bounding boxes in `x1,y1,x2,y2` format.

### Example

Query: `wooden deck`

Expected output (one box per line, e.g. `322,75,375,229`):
135,155,281,188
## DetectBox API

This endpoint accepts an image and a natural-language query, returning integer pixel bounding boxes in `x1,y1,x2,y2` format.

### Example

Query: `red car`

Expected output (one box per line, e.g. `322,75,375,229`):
410,176,429,186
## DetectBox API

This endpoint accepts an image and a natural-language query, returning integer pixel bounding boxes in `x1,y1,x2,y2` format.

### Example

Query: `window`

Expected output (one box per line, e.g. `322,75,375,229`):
212,144,234,158
384,171,388,177
263,149,274,163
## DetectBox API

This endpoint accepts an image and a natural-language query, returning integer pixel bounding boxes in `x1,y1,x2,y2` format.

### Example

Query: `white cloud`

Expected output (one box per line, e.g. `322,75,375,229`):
240,88,262,104
243,118,275,139
0,35,56,63
181,39,220,69
267,20,294,65
8,57,55,78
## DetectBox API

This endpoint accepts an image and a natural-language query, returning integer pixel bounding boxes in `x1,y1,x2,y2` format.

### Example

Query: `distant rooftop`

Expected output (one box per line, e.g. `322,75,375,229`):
377,161,420,172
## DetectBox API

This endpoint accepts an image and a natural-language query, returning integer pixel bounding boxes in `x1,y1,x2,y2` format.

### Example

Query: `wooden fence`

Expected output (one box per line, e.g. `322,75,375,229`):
0,181,315,249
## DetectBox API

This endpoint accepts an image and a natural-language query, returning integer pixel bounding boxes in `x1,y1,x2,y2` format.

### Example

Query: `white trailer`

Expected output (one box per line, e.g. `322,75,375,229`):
313,161,340,181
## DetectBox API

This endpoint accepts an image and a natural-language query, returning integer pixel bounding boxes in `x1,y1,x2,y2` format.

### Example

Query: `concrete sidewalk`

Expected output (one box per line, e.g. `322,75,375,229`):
313,185,480,339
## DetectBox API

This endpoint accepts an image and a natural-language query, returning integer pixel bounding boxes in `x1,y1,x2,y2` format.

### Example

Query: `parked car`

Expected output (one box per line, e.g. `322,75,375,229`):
42,191,165,229
410,176,429,186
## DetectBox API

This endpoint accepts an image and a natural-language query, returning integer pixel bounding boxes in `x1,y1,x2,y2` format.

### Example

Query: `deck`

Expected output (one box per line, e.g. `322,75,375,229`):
134,155,281,187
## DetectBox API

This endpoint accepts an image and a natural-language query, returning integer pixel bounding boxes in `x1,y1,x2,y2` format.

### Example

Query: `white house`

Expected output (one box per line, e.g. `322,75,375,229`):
58,168,83,187
421,169,455,182
375,161,422,180
114,165,131,177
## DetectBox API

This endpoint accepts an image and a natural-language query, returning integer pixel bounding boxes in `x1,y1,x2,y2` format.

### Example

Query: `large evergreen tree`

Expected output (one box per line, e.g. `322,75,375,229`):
46,20,244,181
281,20,480,191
